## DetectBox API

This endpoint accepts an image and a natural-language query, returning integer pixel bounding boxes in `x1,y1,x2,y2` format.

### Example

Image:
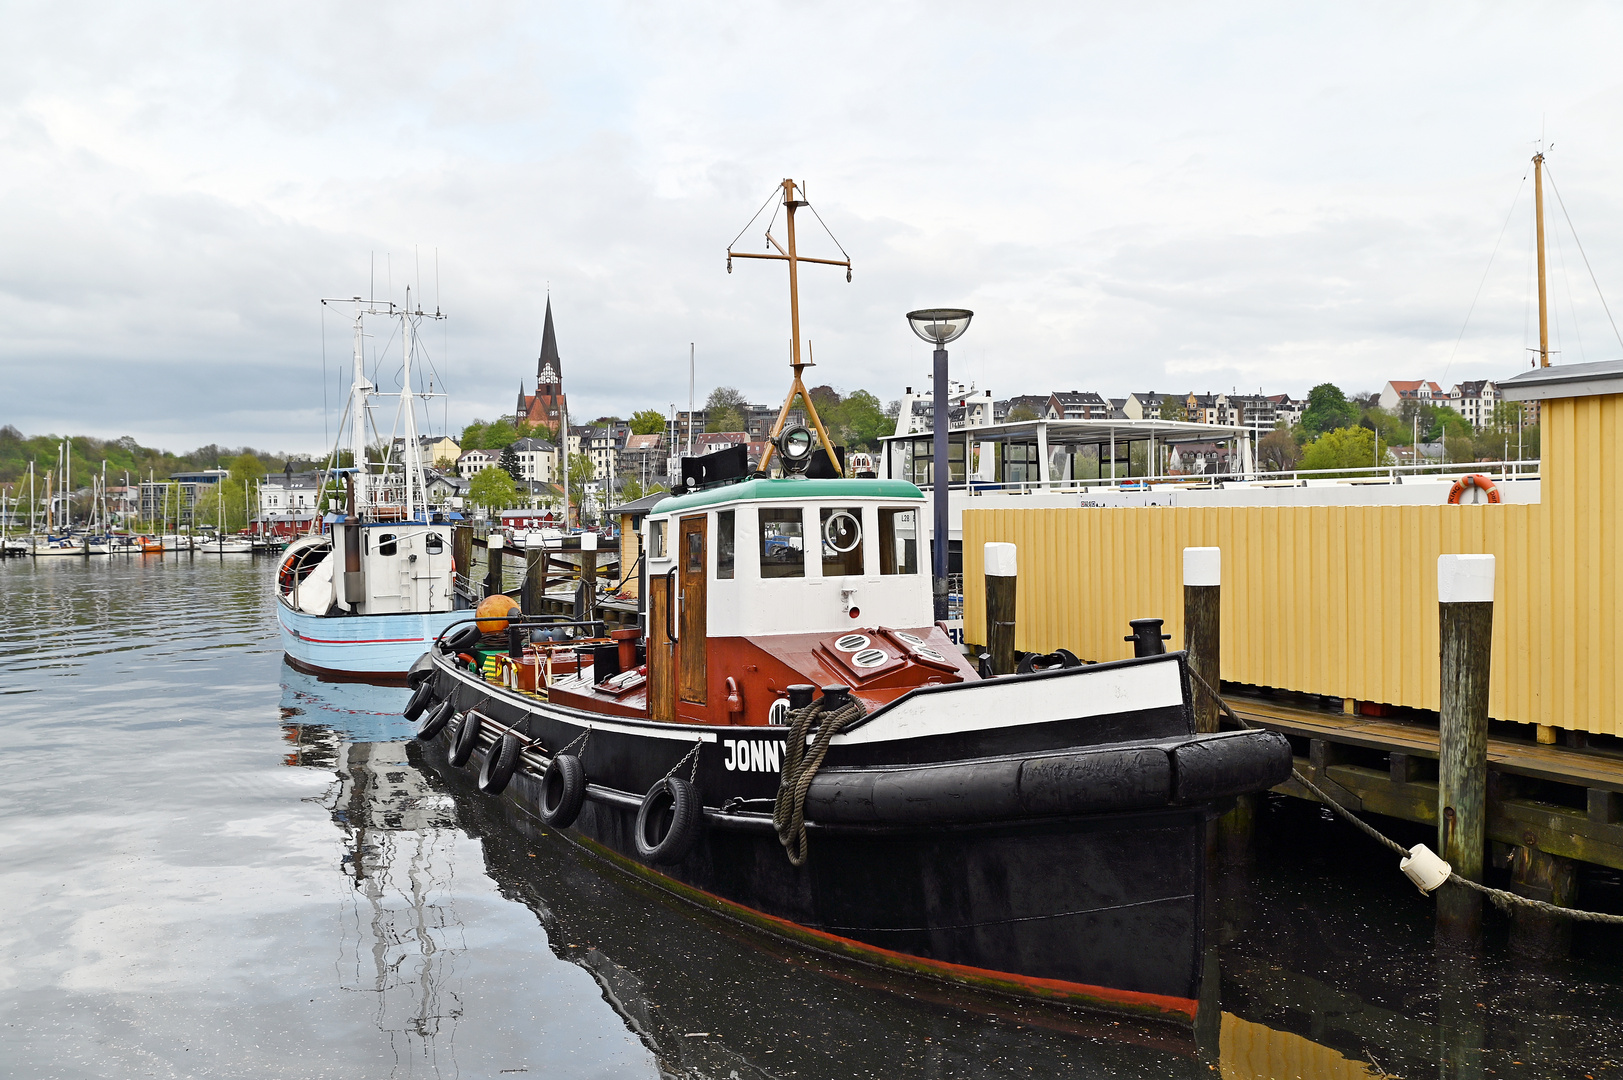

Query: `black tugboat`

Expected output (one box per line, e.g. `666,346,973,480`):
406,179,1289,1026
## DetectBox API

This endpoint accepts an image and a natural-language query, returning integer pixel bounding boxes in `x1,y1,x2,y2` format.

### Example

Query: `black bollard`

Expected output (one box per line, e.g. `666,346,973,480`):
1125,618,1170,658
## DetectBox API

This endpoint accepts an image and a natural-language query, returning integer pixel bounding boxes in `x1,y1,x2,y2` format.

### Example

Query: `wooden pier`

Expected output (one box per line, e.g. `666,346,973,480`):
1228,690,1623,873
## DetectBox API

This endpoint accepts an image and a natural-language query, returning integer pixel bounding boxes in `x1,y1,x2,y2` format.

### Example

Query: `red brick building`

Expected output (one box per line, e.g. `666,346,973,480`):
516,297,568,430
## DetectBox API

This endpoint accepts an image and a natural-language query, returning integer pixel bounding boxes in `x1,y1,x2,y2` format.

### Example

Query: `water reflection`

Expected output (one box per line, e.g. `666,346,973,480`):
6,557,1623,1080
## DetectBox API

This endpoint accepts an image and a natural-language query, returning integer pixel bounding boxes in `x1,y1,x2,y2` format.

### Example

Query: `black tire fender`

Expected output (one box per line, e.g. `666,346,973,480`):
538,753,587,828
403,680,434,722
415,699,455,742
479,731,523,795
448,711,482,768
635,777,702,865
442,624,482,654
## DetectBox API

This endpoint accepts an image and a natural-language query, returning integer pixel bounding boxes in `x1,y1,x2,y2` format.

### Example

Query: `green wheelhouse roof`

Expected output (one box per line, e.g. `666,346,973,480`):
650,476,924,515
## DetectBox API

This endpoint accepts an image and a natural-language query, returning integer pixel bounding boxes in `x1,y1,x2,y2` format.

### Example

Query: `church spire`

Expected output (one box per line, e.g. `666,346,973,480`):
537,296,561,388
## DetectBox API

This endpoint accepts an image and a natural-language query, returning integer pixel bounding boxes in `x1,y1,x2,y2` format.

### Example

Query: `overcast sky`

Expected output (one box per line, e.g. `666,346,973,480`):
4,2,1622,456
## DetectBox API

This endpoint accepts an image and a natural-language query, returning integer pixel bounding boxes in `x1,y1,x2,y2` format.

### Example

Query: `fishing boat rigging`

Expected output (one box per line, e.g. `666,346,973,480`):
275,288,463,680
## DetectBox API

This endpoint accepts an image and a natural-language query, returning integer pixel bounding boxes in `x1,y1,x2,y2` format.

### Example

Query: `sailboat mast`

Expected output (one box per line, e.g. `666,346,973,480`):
349,302,372,512
400,286,423,522
1534,151,1550,368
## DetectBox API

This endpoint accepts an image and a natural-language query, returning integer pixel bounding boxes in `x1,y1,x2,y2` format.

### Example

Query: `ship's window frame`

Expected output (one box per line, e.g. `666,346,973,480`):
878,507,919,575
819,506,865,577
378,533,397,556
648,518,667,559
716,510,735,579
758,507,806,579
425,533,444,554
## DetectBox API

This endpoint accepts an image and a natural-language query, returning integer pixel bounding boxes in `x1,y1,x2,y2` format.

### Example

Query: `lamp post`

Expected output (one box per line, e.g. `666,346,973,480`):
906,308,974,622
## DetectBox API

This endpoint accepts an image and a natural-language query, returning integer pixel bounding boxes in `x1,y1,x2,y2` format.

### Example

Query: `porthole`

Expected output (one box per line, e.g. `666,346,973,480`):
852,648,889,668
835,633,871,653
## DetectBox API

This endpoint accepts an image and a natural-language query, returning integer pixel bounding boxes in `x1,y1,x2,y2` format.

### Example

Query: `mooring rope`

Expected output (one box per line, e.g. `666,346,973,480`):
1187,667,1623,926
773,694,867,867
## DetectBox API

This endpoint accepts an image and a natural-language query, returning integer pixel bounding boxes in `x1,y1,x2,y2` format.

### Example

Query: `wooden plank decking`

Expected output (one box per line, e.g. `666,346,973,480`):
1226,692,1623,872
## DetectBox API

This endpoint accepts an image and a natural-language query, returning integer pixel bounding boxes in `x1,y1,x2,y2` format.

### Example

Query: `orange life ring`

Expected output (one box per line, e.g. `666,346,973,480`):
1447,473,1500,505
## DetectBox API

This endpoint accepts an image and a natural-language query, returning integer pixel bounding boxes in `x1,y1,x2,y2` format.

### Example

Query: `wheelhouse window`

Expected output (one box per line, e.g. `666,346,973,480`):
820,507,864,577
878,508,919,575
378,533,397,556
716,510,735,579
648,519,667,558
425,533,444,553
758,508,805,579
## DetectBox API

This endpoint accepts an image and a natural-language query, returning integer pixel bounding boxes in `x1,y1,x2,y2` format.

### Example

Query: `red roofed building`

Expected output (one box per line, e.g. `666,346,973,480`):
516,297,568,430
1378,379,1444,412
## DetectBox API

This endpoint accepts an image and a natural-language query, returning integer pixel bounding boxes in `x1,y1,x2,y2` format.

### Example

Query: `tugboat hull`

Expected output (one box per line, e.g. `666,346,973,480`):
416,648,1291,1024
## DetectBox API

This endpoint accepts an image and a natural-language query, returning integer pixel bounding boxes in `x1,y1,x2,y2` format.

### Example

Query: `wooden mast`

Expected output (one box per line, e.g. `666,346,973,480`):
1534,152,1550,367
727,178,851,475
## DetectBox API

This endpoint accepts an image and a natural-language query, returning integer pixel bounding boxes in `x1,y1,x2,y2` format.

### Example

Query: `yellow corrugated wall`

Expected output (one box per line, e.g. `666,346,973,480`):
962,391,1623,735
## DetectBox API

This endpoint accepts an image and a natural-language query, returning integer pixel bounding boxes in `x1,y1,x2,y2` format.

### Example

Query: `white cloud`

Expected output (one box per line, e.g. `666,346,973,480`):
3,1,1623,452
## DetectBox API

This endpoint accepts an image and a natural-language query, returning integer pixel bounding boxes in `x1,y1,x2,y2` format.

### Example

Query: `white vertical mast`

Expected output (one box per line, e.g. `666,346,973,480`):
349,301,373,513
399,286,425,522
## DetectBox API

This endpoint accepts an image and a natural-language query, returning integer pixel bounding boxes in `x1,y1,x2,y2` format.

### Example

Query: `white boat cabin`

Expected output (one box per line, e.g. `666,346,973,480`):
278,519,457,616
644,477,932,639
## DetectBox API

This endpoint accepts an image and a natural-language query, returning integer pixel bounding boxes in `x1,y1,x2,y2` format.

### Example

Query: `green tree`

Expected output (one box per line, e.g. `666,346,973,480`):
468,466,518,510
483,418,518,449
621,477,644,503
825,389,892,450
459,419,490,449
229,453,264,485
1300,426,1389,473
706,406,745,433
1443,434,1477,464
1258,426,1300,471
706,386,748,413
1299,384,1359,438
1007,404,1039,422
567,452,594,511
498,444,523,482
630,409,666,436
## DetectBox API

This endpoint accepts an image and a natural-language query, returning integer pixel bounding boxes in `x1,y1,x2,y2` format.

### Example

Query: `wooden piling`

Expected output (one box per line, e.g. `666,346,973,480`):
984,542,1017,675
524,539,545,615
1437,554,1494,939
1183,547,1221,735
1509,845,1578,958
485,533,504,598
452,525,472,598
581,532,598,625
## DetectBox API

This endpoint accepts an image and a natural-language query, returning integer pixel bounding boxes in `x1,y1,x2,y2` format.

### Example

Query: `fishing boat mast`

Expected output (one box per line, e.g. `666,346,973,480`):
726,178,853,475
1534,151,1550,367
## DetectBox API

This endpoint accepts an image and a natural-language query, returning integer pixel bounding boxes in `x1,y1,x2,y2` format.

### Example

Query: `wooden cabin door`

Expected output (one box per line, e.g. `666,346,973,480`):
678,515,708,704
647,569,676,722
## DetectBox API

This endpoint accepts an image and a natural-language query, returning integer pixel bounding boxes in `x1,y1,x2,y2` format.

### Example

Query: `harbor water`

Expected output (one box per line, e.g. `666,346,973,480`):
3,556,1622,1078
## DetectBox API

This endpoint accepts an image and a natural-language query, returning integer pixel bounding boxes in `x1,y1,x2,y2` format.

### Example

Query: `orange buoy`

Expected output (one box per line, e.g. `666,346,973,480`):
1447,473,1501,505
475,593,521,634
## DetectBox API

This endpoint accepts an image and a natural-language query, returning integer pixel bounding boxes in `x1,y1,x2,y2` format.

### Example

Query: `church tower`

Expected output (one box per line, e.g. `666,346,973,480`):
516,297,568,431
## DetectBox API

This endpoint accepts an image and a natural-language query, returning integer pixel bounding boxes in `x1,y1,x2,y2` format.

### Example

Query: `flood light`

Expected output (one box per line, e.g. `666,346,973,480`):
906,308,974,346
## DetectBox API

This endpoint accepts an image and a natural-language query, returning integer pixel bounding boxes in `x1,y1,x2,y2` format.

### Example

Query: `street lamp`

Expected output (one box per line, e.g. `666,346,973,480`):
906,307,974,621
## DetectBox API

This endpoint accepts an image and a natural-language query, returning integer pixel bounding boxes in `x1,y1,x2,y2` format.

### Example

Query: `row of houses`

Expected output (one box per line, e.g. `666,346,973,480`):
893,386,1308,435
1377,379,1526,429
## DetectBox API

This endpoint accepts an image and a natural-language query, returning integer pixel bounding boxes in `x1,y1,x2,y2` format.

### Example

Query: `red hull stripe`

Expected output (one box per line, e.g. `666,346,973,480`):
286,630,427,645
575,833,1199,1024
